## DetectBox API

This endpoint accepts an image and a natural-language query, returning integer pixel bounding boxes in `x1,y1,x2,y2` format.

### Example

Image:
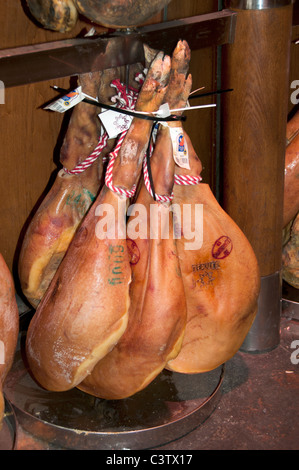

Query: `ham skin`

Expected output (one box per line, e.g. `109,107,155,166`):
0,255,19,427
18,167,99,308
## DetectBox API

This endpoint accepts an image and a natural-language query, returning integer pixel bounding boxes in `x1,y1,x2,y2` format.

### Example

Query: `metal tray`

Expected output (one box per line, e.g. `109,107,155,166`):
4,327,224,450
0,398,17,450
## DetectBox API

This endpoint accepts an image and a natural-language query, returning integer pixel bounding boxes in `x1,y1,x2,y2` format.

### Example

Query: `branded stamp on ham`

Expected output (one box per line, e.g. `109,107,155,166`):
212,236,233,259
126,238,140,265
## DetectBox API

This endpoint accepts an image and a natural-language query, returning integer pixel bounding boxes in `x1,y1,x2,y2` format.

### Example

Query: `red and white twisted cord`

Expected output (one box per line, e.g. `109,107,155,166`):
142,142,202,201
110,79,139,110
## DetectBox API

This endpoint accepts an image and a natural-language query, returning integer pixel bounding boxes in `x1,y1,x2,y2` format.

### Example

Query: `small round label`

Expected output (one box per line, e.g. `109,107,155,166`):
212,236,233,259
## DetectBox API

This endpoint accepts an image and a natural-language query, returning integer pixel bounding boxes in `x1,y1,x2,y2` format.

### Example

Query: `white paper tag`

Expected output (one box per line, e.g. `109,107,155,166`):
99,109,133,139
169,127,190,169
44,87,84,113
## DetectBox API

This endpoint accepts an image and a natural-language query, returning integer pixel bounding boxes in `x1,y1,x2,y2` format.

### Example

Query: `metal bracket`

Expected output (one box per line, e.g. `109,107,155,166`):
0,10,237,88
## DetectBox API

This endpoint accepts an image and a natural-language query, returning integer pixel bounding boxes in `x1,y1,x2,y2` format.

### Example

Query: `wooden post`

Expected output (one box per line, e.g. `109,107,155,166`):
221,0,293,352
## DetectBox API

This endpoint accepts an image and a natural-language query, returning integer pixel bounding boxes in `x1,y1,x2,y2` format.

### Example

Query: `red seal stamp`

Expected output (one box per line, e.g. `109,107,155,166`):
126,238,140,265
212,236,233,259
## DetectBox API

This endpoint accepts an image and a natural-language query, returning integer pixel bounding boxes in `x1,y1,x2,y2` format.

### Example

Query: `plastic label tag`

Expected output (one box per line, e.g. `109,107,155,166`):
169,127,190,169
44,87,84,113
99,109,133,139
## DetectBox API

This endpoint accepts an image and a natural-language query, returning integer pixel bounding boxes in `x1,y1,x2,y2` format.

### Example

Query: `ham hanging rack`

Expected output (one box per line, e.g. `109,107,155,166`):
0,10,236,88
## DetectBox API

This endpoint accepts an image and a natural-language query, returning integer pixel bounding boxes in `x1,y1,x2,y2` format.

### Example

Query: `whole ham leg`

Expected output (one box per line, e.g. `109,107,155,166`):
25,52,171,392
0,255,19,426
166,133,260,373
18,70,113,308
78,41,191,400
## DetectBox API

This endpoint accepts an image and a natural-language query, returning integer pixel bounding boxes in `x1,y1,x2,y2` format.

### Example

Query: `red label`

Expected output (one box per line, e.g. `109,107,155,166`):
212,236,233,259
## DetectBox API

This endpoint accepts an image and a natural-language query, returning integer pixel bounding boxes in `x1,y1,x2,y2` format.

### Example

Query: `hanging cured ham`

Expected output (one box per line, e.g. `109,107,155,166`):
78,40,190,400
166,126,260,374
0,255,19,426
282,110,299,289
18,70,112,308
283,110,299,228
73,0,171,28
282,211,299,289
25,52,171,392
